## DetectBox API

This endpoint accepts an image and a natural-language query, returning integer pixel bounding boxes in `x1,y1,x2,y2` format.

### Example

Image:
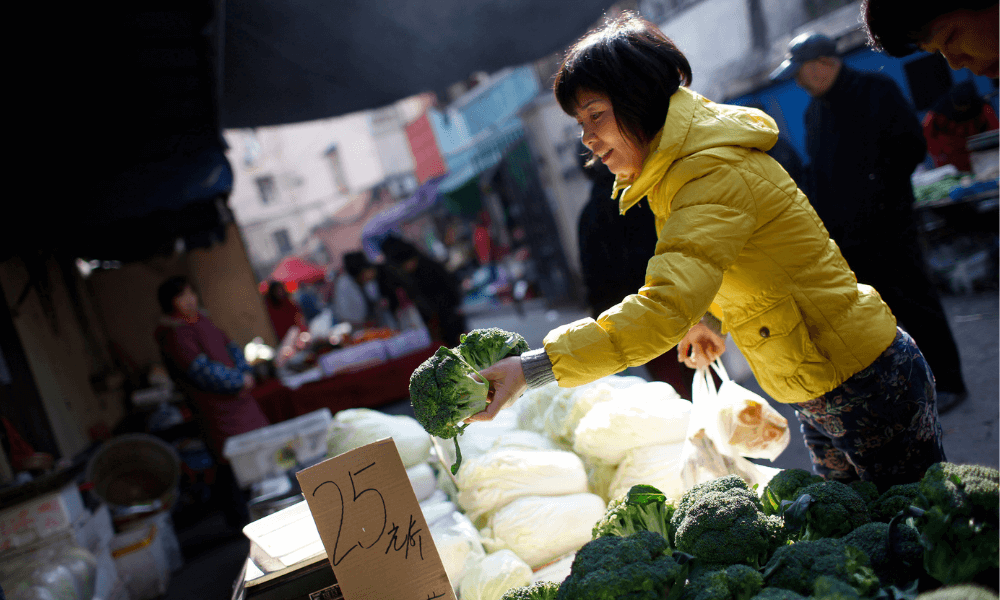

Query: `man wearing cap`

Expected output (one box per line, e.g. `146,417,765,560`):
771,33,968,412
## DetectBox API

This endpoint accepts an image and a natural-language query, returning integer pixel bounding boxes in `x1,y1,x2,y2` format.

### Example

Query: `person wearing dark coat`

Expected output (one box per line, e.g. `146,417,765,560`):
772,32,968,412
576,153,695,400
380,235,468,346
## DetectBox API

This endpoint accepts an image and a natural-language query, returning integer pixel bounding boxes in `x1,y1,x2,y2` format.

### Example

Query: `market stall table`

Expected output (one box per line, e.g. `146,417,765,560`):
251,344,439,424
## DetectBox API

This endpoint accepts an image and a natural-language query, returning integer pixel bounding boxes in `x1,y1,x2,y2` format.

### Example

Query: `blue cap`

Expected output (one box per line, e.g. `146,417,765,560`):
769,32,837,81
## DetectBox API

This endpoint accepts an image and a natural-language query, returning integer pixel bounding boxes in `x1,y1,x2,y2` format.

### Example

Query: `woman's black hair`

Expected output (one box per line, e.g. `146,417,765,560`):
862,0,997,57
157,275,190,315
266,281,287,305
553,11,692,156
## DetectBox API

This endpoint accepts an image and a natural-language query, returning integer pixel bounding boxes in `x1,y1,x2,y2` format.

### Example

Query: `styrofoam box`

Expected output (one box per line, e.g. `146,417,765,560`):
223,408,333,488
317,339,388,376
383,328,432,359
0,483,87,552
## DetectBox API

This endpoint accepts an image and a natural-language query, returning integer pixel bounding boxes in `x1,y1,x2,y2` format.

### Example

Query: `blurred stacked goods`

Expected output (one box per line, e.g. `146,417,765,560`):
912,129,999,295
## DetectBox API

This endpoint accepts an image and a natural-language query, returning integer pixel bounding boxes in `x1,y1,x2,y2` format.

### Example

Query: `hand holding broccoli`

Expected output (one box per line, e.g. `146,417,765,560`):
464,356,526,423
409,328,529,474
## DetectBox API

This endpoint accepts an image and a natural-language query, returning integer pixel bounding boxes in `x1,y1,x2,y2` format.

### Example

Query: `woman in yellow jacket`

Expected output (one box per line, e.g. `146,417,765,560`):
472,12,946,490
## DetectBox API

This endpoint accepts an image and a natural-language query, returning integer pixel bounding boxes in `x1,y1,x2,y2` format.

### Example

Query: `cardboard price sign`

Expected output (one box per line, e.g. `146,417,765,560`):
296,439,456,600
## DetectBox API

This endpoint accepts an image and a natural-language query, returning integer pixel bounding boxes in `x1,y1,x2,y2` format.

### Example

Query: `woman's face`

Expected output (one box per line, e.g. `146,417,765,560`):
173,285,199,319
919,7,998,78
574,90,648,182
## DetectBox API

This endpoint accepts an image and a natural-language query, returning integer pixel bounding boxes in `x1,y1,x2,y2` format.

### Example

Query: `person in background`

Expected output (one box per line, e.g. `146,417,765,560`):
381,235,467,346
265,281,307,342
472,13,945,490
576,145,698,399
154,275,269,528
923,81,999,172
771,32,968,412
295,282,325,323
333,251,408,330
861,0,998,78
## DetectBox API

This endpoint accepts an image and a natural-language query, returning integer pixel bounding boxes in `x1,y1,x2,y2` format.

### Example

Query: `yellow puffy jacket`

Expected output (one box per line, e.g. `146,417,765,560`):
544,87,897,403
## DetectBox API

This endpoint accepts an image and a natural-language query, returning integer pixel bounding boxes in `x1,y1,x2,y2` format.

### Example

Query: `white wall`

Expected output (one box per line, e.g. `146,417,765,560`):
659,0,753,100
224,110,388,266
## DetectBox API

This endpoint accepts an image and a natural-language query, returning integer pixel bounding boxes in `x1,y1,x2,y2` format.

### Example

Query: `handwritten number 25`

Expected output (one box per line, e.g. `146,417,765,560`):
312,462,387,566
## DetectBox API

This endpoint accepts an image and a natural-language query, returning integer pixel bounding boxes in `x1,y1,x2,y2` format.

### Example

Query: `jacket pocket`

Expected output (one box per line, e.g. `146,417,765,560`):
729,295,830,380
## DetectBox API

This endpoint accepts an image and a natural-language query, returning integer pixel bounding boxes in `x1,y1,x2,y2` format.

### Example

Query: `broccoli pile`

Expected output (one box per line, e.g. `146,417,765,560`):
530,462,997,600
409,327,528,473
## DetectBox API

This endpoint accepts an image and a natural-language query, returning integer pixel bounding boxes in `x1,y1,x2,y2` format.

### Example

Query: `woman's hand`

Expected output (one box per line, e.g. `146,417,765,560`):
678,323,726,369
465,356,526,423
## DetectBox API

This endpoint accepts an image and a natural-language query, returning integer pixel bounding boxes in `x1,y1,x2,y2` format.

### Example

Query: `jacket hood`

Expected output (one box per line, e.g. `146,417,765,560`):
615,87,779,213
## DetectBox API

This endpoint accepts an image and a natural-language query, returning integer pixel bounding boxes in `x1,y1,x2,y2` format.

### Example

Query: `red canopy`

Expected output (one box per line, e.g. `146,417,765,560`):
268,256,327,284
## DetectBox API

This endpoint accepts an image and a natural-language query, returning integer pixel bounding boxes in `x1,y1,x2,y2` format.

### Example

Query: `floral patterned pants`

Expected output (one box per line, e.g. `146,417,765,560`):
793,327,946,491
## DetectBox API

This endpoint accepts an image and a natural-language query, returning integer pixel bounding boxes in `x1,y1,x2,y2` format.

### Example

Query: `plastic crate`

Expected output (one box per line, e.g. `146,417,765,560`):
223,409,333,488
383,328,432,359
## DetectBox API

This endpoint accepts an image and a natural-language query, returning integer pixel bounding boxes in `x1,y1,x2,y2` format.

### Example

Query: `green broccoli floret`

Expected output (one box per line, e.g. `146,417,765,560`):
760,469,823,516
810,575,864,599
782,480,871,541
869,483,922,523
409,345,490,473
672,475,762,538
841,521,923,587
849,481,880,507
681,563,764,600
749,589,806,600
500,581,561,600
673,485,785,568
912,462,1000,586
915,584,1000,600
456,327,529,370
555,530,691,600
761,537,879,598
592,484,677,543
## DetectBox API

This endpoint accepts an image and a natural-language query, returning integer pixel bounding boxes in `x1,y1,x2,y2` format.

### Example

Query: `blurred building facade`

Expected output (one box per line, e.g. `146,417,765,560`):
223,95,431,279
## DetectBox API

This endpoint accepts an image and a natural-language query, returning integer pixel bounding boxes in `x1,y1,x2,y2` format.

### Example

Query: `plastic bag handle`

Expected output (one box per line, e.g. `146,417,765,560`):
708,358,731,384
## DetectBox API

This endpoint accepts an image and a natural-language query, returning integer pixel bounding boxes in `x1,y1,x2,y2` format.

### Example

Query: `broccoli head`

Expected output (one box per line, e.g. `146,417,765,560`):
870,483,922,523
409,345,490,473
761,537,879,598
841,521,923,587
912,462,1000,586
457,327,529,370
500,581,561,600
760,469,823,516
672,475,762,539
782,480,871,541
556,530,692,600
592,484,677,543
673,486,785,568
681,563,764,600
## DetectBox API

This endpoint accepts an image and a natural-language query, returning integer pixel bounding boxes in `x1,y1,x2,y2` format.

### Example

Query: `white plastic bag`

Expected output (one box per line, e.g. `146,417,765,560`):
678,361,784,492
701,360,790,461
